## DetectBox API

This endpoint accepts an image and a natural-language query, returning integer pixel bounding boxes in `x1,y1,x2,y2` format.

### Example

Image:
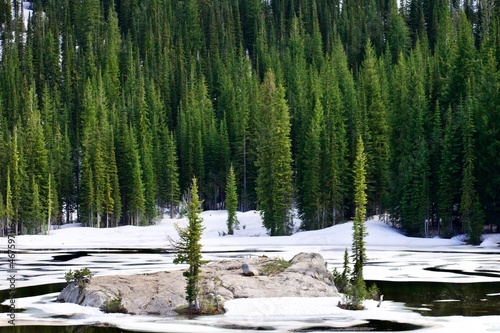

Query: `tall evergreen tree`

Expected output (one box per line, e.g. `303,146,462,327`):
321,54,348,225
255,69,293,236
389,49,430,236
438,106,461,237
163,129,181,219
460,90,483,245
358,40,390,216
297,73,323,230
351,135,368,308
475,35,500,232
135,75,157,224
126,123,146,226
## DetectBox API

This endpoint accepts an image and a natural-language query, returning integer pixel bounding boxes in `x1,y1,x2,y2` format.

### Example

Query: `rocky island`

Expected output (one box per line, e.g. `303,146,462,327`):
57,252,338,315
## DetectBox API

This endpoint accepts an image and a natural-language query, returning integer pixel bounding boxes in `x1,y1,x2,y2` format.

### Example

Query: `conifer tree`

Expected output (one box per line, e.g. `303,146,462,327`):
171,177,208,312
163,129,181,219
178,75,208,194
135,75,157,224
438,106,460,237
7,127,24,235
0,0,495,239
351,135,368,308
104,127,121,227
225,164,238,235
298,90,323,231
102,1,122,109
126,124,146,226
448,11,478,106
390,49,430,236
387,8,410,63
358,40,390,216
321,54,348,225
474,34,500,233
22,91,51,233
115,114,145,226
255,69,293,236
4,170,13,236
460,90,483,245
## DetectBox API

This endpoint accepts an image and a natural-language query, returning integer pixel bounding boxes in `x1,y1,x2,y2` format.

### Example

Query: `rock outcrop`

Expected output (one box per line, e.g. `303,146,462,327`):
57,252,338,315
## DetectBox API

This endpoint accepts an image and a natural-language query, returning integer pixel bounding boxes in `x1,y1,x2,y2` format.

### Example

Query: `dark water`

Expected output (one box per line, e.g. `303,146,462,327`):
367,279,500,316
0,282,67,312
0,326,136,333
291,319,424,332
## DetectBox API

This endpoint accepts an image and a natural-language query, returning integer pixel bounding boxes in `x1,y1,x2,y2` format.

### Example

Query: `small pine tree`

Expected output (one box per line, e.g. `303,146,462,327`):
333,248,351,294
351,135,368,308
170,177,209,311
225,164,238,235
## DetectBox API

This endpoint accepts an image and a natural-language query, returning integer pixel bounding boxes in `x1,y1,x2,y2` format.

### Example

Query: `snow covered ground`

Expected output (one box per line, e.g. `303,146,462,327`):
1,211,500,332
4,209,491,250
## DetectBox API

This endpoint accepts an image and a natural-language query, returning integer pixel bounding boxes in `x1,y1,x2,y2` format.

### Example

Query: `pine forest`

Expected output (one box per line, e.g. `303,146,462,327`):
0,0,499,244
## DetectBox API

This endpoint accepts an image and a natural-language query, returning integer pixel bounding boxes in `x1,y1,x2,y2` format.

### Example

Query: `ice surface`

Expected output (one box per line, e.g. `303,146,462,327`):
1,210,499,332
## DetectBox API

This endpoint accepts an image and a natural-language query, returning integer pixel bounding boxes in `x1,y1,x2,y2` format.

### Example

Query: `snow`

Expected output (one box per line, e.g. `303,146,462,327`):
1,210,500,332
12,1,33,30
3,211,470,250
481,233,500,247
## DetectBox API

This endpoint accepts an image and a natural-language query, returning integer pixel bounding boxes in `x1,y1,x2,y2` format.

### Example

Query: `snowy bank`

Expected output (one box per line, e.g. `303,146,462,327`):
1,210,478,250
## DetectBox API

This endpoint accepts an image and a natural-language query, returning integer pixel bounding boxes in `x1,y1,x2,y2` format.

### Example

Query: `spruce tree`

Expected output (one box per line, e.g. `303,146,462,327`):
127,124,146,226
171,177,208,312
460,90,483,245
351,135,368,309
321,55,348,226
438,106,460,237
225,164,238,235
7,127,24,235
474,38,500,236
163,129,180,219
358,40,389,216
135,75,157,224
255,69,293,236
298,92,323,231
390,49,430,236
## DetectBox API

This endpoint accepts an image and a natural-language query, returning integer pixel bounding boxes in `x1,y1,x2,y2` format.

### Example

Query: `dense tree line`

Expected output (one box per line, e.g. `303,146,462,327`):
0,0,498,243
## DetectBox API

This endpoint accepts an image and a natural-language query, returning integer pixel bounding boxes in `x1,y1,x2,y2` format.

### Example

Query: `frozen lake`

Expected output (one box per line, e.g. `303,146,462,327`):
1,211,500,332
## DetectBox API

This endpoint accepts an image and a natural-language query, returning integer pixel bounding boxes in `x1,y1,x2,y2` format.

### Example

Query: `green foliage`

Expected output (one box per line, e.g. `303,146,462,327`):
333,248,351,294
334,247,375,311
367,283,380,301
64,268,93,289
259,258,292,276
460,91,484,245
358,40,390,215
100,296,127,314
346,136,368,310
255,69,294,236
389,48,429,236
163,130,181,219
0,0,495,239
171,177,209,311
352,136,368,279
225,164,238,235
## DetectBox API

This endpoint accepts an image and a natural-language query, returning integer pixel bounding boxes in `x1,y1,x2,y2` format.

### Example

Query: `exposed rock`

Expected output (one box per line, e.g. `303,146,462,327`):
57,253,338,316
241,263,258,276
286,252,333,284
